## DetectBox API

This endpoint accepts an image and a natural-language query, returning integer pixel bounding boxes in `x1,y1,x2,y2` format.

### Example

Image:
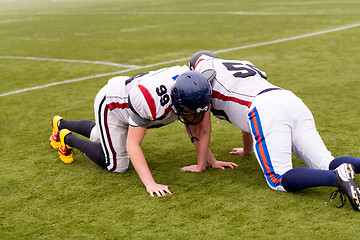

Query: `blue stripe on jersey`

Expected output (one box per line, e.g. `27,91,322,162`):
172,74,179,80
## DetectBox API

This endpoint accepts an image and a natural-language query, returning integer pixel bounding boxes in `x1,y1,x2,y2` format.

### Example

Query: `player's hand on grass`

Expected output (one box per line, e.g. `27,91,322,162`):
180,164,206,172
210,160,238,169
230,148,252,156
145,182,172,197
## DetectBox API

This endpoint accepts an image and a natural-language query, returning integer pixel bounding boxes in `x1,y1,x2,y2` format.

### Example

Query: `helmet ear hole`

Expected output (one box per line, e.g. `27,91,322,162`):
201,69,216,82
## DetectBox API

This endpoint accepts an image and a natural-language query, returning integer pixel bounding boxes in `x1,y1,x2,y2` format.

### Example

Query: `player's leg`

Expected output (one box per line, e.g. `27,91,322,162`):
250,90,336,192
60,130,107,168
49,116,95,149
290,97,334,170
279,92,339,190
50,116,106,167
247,104,357,201
282,168,336,191
287,93,360,174
95,96,129,173
56,99,130,172
329,156,360,173
248,94,293,191
286,92,360,210
282,163,360,211
58,119,95,138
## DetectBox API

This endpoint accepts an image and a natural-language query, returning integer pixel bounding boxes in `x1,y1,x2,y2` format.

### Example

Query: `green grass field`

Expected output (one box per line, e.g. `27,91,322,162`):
1,0,360,239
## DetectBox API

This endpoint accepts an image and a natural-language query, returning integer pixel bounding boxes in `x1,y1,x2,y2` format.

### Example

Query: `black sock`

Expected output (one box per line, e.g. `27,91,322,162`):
64,133,107,169
282,167,336,192
59,120,95,138
329,156,360,173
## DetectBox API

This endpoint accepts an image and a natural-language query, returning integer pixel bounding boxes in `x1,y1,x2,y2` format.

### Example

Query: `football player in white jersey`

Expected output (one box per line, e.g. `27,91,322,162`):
49,66,237,197
186,51,360,211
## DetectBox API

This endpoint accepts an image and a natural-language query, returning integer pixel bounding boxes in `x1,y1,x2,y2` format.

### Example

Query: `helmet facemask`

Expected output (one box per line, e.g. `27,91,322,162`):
172,104,210,125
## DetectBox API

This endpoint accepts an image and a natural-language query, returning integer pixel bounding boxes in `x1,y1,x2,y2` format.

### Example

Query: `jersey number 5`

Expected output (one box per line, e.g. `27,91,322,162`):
222,62,267,80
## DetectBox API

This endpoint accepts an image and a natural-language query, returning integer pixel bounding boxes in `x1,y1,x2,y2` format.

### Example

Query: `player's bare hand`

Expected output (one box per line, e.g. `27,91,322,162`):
180,164,206,172
145,182,172,197
230,148,252,156
210,160,238,169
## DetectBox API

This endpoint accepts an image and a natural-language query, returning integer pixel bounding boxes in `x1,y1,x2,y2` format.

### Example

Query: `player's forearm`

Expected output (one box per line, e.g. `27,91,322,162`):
196,124,212,170
196,140,209,170
127,144,156,186
196,111,212,169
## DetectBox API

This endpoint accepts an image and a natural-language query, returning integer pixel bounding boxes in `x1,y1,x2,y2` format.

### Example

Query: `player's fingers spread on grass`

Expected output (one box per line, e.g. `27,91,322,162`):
224,163,233,169
211,161,237,170
158,185,171,196
146,183,160,197
163,185,172,195
212,164,225,170
149,190,159,197
147,184,171,197
227,162,238,169
156,187,171,197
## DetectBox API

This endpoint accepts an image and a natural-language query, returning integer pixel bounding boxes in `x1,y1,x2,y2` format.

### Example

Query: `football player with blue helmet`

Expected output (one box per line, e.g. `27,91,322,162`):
49,67,237,197
172,71,238,172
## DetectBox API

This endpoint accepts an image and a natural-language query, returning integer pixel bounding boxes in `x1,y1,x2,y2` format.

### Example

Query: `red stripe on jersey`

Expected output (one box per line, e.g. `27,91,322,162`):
194,58,205,70
156,105,172,120
138,84,157,120
107,102,129,111
212,90,252,108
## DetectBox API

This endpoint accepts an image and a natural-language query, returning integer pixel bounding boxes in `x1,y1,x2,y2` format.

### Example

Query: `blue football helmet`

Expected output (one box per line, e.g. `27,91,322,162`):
189,50,218,70
171,71,212,125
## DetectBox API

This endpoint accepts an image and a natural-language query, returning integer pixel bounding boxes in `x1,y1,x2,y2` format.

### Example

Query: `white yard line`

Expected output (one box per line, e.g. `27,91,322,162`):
215,23,360,53
0,56,139,68
0,11,359,16
1,22,360,97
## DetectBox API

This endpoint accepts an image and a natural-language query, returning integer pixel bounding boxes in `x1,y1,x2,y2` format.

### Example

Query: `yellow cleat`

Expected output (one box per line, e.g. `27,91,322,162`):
49,116,63,149
58,129,73,164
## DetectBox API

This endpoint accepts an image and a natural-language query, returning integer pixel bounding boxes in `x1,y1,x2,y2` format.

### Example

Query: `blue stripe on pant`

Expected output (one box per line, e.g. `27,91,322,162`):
248,107,283,189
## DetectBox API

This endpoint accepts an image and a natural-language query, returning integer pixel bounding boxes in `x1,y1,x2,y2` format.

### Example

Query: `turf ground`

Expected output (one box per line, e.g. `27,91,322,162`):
1,0,360,239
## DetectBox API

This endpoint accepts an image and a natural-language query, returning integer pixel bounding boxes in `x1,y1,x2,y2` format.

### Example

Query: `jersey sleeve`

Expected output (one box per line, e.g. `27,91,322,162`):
129,112,151,128
193,55,217,83
127,65,189,121
128,83,156,120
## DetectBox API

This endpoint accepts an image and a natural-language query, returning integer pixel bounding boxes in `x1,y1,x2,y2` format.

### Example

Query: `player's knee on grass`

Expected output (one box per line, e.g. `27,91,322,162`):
108,157,129,173
266,181,287,192
112,166,128,173
263,173,287,192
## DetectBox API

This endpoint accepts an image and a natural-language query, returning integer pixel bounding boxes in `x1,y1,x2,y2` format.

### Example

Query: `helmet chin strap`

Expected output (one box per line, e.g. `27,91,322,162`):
186,124,199,143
